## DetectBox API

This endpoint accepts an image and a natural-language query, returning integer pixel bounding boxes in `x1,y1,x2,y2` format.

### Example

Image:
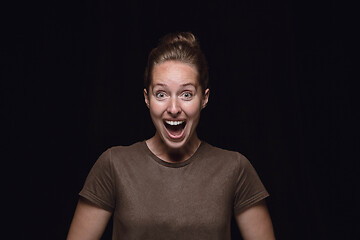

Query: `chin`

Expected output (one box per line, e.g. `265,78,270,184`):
162,136,188,150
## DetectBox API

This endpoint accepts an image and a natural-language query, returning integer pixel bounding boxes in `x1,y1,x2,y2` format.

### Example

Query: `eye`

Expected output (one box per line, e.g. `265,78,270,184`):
181,91,193,99
156,91,166,99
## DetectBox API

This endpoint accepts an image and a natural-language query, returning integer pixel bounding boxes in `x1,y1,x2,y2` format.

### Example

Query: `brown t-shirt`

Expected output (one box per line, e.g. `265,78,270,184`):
79,141,269,240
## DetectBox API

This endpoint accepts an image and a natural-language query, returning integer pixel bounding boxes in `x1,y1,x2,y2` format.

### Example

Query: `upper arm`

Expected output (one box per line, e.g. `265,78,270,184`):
235,200,275,240
67,198,112,240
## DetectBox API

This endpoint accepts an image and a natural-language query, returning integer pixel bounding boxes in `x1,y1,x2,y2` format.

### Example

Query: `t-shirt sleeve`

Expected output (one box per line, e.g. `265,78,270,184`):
233,153,269,214
79,148,115,212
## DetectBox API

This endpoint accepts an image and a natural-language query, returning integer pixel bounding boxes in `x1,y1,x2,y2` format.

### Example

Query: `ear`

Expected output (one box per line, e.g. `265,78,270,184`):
144,88,150,108
201,88,210,109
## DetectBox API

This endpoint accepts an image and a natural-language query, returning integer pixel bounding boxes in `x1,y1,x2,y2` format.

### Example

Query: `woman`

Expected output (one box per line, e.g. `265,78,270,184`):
67,32,275,240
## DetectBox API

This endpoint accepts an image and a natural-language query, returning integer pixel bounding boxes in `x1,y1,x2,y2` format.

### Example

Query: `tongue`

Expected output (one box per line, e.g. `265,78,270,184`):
166,124,184,136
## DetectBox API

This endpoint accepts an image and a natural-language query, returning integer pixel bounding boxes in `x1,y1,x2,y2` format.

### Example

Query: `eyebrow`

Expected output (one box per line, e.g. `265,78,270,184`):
181,83,196,87
153,83,195,87
153,83,167,87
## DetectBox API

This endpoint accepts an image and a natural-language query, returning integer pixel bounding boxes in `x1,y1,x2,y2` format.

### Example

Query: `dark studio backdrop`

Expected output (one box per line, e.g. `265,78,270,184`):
2,0,358,239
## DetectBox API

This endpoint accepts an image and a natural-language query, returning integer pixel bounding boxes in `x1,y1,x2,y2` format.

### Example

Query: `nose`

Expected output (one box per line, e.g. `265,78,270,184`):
167,97,181,116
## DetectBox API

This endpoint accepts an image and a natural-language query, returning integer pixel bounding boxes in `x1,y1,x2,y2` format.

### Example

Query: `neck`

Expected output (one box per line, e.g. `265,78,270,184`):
146,133,201,163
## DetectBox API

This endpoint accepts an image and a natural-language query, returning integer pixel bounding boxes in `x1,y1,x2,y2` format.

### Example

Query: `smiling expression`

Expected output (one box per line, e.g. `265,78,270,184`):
145,61,209,151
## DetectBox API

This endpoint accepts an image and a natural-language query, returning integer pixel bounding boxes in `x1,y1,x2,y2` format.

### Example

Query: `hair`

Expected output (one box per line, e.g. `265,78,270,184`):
144,32,209,94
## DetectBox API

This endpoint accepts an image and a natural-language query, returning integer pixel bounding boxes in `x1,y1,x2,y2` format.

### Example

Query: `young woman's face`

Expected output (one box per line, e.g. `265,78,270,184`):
145,61,209,151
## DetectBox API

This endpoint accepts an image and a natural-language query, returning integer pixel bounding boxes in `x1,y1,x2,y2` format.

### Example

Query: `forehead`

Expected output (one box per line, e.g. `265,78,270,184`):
152,61,199,87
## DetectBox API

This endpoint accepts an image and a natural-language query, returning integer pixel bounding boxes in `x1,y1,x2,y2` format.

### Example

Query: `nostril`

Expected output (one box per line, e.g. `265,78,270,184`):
167,102,181,114
167,108,181,115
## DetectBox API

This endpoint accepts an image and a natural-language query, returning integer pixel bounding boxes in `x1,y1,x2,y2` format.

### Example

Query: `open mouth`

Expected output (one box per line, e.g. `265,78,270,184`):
164,120,186,138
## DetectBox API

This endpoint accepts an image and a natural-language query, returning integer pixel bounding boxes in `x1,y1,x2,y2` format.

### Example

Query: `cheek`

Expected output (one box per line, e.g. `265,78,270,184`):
149,102,165,118
184,103,202,118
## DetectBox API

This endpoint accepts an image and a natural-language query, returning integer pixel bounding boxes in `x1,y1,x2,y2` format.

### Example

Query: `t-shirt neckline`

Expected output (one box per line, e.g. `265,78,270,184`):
141,141,206,168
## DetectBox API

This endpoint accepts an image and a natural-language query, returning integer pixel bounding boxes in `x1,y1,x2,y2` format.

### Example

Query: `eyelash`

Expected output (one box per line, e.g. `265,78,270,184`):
156,92,166,98
154,91,194,100
181,91,193,99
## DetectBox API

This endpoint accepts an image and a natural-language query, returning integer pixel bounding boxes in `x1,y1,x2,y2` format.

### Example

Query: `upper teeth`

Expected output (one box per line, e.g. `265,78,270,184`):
165,120,184,126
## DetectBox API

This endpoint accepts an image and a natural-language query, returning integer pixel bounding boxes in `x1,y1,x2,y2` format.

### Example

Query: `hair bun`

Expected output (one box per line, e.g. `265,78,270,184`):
159,32,199,48
145,31,208,93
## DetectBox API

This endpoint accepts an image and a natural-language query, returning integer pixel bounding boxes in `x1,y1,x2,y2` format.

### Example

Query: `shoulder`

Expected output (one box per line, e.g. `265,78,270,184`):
204,143,248,163
95,141,146,166
201,142,249,167
108,141,144,157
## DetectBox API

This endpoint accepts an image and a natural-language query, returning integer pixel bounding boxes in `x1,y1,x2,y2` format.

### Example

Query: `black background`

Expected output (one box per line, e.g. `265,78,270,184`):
2,0,358,239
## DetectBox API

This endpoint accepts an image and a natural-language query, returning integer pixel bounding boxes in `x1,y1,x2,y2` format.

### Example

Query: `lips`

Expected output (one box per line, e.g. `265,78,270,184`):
164,120,186,139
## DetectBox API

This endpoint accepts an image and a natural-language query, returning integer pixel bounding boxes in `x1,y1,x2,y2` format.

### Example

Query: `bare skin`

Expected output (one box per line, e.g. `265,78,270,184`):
67,198,111,240
67,198,275,240
236,200,276,240
67,61,275,239
144,61,209,163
